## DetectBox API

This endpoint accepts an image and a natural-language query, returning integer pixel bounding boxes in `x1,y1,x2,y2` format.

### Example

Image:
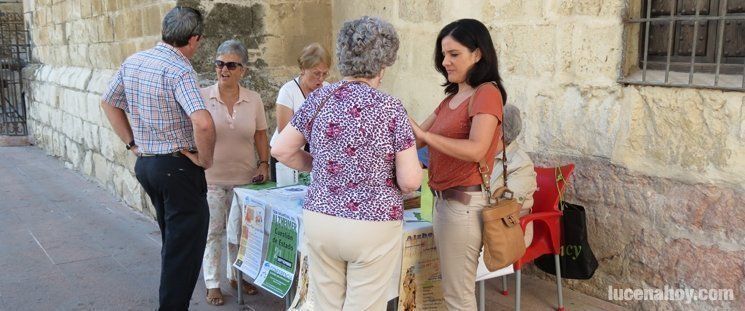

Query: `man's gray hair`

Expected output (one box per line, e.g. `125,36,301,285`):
503,104,523,145
216,39,249,66
336,16,399,78
162,6,203,48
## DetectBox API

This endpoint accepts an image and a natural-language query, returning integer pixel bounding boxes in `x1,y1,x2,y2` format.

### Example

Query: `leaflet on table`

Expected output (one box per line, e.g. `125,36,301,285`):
254,210,299,298
242,185,306,216
404,210,428,223
262,185,307,210
233,201,265,279
398,226,446,311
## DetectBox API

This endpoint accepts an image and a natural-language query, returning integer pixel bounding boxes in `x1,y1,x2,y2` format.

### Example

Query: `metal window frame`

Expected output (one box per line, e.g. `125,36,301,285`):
621,0,745,91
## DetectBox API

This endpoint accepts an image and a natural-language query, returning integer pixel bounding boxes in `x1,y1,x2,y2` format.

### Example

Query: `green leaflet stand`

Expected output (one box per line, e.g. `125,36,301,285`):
419,169,433,222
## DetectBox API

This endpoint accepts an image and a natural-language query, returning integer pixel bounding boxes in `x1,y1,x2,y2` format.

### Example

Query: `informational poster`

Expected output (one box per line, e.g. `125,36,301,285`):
254,210,298,298
397,226,446,311
233,201,265,279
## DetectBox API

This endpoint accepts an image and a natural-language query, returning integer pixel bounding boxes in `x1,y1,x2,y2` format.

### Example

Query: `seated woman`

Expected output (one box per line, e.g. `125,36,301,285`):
200,39,268,305
272,16,422,310
489,104,537,246
269,43,331,181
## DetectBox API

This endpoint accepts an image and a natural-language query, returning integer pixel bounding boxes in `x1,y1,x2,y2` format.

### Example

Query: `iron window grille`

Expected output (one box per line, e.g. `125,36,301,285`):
0,11,30,136
622,0,745,91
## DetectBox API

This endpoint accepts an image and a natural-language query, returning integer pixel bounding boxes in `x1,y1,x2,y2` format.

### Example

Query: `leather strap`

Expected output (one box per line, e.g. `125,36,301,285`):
555,167,567,211
450,185,482,192
306,81,359,142
293,77,306,99
138,151,185,158
466,81,505,203
432,188,474,205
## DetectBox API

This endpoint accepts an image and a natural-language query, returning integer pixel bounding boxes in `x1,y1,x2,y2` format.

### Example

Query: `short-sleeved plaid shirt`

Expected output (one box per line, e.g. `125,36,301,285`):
102,42,206,154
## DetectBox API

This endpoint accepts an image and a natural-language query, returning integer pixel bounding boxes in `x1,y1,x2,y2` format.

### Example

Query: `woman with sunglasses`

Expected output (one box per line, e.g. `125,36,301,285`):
269,43,331,181
199,39,268,305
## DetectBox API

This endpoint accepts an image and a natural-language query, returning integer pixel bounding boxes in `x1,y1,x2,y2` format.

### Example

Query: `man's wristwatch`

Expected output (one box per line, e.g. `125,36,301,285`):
257,160,269,167
125,140,137,150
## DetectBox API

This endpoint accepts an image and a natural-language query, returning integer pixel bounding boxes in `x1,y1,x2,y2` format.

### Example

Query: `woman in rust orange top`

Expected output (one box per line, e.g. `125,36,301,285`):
409,19,508,310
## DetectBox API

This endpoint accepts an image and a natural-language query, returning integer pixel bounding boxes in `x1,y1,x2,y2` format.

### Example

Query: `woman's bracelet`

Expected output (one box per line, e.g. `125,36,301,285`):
257,160,269,167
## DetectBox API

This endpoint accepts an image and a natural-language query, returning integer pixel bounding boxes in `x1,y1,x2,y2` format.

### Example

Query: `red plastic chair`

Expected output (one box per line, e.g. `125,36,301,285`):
507,164,574,311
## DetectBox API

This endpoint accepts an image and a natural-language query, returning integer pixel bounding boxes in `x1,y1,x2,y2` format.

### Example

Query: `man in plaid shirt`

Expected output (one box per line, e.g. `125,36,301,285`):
101,7,215,310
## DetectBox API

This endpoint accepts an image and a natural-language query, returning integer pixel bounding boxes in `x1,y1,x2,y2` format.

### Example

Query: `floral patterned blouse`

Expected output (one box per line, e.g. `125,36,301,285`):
290,81,416,221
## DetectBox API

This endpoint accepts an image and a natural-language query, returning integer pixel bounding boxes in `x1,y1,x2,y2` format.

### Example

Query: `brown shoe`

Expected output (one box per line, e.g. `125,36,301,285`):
230,279,258,295
206,288,225,306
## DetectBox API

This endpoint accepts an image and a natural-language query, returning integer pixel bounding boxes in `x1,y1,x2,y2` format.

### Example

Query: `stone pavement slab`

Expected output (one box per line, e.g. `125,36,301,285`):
0,146,282,311
0,146,625,311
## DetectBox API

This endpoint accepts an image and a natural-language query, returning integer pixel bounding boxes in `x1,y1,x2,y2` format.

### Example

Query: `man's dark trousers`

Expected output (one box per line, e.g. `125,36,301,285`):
135,155,209,311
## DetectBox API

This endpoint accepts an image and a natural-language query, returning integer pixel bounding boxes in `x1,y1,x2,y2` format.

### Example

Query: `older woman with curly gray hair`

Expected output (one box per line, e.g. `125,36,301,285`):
272,16,422,310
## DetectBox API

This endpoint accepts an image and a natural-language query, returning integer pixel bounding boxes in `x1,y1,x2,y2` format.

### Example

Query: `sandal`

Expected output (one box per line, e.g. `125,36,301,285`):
230,279,258,295
206,288,225,306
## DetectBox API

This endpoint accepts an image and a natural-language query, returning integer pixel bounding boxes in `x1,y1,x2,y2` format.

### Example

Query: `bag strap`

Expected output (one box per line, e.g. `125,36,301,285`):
555,167,569,211
306,81,363,142
467,81,505,200
293,77,307,99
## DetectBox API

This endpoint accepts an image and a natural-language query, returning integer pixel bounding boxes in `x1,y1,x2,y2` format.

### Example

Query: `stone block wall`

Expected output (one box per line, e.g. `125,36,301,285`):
179,0,333,131
21,0,176,217
329,0,744,309
25,0,171,69
23,63,149,212
0,2,23,13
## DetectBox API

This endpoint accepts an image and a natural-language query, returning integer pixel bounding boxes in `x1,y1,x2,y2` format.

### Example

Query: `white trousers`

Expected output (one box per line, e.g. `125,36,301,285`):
433,192,486,311
303,210,402,311
202,185,238,289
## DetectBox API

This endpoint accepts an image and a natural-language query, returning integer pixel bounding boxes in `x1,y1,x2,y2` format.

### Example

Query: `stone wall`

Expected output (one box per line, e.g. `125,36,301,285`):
22,0,177,217
22,0,332,218
328,0,744,309
0,2,23,13
178,0,333,130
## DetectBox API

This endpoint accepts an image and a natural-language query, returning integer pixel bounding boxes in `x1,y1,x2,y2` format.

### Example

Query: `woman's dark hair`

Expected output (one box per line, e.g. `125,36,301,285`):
434,19,507,104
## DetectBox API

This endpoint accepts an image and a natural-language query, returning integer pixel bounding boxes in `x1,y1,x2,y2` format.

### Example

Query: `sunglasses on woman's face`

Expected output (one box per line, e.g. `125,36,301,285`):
214,60,243,70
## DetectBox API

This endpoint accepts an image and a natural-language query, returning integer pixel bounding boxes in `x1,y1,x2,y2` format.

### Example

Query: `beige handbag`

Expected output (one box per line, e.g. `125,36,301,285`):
469,82,526,272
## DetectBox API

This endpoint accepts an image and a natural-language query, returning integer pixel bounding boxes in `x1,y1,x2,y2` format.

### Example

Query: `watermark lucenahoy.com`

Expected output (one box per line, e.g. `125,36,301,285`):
608,285,735,304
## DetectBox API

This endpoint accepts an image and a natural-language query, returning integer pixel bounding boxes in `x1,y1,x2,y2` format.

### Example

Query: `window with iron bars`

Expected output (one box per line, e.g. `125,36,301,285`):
622,0,745,91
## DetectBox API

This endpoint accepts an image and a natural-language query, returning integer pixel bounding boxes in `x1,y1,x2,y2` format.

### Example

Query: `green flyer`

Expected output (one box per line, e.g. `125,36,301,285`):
420,169,434,222
254,210,298,298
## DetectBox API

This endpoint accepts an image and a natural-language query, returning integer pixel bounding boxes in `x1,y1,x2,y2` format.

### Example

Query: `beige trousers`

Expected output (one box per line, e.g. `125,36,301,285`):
433,192,487,311
303,210,402,311
203,185,238,289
